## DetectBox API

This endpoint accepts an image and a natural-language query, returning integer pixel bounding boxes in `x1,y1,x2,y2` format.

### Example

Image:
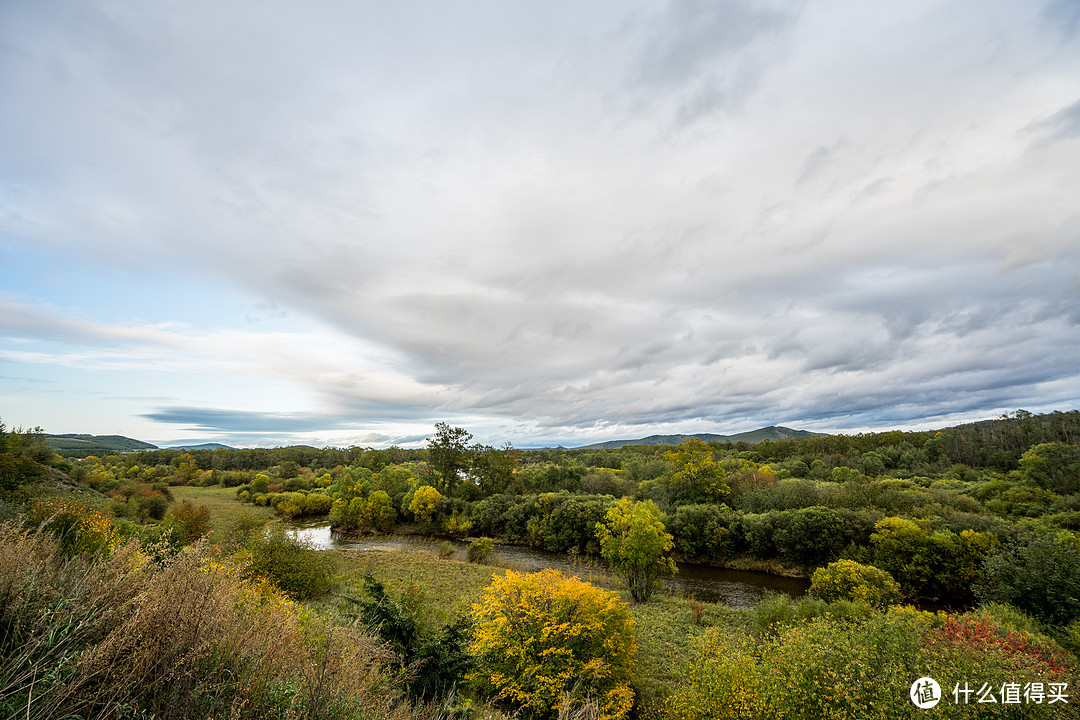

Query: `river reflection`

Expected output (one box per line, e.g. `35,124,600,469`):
287,518,808,608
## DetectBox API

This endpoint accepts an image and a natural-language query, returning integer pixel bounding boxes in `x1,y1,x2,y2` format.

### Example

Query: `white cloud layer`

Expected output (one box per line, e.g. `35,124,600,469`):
2,0,1080,446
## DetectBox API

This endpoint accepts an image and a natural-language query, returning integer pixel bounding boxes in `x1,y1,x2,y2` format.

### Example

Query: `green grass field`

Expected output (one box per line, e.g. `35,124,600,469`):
170,484,275,540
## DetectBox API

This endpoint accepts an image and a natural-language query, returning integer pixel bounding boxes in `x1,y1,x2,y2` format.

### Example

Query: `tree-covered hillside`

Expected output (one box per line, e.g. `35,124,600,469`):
577,425,824,449
42,433,158,457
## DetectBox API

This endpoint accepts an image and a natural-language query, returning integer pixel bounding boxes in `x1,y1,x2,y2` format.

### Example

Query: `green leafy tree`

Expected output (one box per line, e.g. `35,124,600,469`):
773,506,846,566
427,423,472,496
870,517,995,601
365,489,397,531
371,463,415,505
595,498,676,602
329,490,395,533
0,418,47,496
1020,442,1080,494
977,531,1080,626
470,441,519,497
668,504,737,562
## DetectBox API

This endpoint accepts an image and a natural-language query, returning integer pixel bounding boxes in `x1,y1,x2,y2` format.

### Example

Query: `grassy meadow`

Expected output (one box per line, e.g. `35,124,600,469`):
171,483,276,538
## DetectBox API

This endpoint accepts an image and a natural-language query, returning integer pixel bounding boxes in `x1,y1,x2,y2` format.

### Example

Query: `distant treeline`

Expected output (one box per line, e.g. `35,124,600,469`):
91,409,1080,476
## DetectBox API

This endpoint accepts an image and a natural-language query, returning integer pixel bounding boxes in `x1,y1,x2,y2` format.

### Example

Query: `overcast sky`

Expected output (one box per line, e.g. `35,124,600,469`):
2,0,1080,449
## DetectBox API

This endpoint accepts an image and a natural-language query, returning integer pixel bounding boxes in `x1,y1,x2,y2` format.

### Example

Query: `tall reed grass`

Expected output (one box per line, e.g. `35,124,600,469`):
0,520,433,720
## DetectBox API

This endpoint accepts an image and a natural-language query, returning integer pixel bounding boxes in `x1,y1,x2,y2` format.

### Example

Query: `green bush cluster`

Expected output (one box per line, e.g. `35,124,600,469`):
242,489,332,518
667,604,1078,720
470,492,617,553
977,530,1080,627
244,526,335,600
352,574,473,702
467,536,493,563
748,592,873,635
869,517,996,602
330,490,397,532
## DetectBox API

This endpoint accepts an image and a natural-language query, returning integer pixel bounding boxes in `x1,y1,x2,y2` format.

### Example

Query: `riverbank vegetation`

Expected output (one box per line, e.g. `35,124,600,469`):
46,410,1080,605
2,411,1080,717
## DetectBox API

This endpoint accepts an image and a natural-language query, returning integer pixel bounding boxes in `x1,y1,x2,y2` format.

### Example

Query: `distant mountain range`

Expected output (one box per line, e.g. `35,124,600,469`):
42,434,233,457
576,425,825,450
168,442,233,451
41,427,822,457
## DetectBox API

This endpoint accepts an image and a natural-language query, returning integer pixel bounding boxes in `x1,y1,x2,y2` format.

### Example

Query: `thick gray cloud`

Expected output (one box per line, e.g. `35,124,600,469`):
2,0,1080,445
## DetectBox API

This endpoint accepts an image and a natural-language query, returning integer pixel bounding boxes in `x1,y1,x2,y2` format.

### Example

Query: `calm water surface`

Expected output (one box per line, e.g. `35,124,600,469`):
287,518,808,608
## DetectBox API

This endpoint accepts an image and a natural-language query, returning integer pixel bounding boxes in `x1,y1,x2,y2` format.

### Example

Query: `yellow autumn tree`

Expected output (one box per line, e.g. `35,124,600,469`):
407,485,441,523
469,569,636,720
661,437,729,503
809,559,903,608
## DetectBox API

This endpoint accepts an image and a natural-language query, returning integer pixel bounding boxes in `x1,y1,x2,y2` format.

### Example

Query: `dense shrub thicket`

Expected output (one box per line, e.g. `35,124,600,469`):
668,604,1078,719
809,559,904,608
244,525,335,600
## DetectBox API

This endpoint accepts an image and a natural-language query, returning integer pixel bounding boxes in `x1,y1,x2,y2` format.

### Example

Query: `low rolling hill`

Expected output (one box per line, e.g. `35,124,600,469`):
577,425,825,450
43,434,159,458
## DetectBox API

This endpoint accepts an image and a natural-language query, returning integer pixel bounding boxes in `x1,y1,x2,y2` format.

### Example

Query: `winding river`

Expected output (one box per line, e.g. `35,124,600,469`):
287,518,809,608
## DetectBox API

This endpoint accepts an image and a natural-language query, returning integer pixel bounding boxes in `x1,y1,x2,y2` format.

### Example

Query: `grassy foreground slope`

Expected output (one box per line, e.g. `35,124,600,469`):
325,546,1080,719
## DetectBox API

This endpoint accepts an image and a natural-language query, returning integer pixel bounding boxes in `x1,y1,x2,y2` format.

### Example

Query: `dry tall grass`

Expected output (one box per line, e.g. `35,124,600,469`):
0,521,432,720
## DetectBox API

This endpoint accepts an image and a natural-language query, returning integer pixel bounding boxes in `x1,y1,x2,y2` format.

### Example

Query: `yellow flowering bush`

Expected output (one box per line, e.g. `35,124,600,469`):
469,568,637,720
